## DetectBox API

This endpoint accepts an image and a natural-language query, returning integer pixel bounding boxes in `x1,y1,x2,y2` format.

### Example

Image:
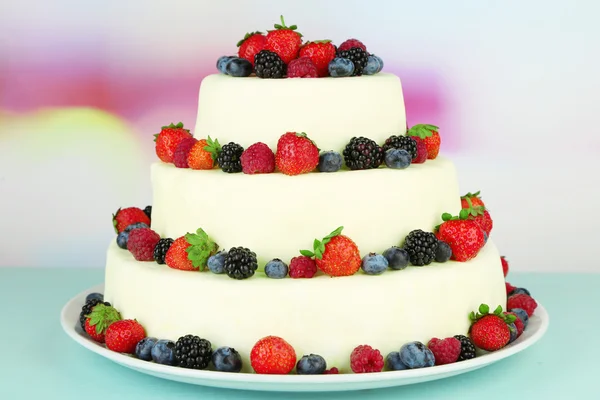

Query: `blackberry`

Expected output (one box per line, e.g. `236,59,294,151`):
174,334,212,370
79,298,110,331
403,229,438,266
337,47,368,76
153,238,174,265
254,50,286,79
454,335,477,361
382,135,417,160
143,205,152,220
342,137,384,170
223,247,258,279
217,142,244,173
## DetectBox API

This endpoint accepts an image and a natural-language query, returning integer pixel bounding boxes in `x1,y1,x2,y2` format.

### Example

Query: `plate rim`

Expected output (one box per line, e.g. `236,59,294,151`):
61,283,549,391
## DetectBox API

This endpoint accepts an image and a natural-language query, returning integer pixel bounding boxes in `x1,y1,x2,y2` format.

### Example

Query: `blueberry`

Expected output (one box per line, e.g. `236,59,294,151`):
386,351,408,371
264,258,289,279
372,54,384,72
383,246,409,270
318,151,343,172
124,222,149,232
135,337,158,361
296,354,327,375
328,57,354,77
85,292,104,303
434,241,452,263
384,148,412,169
512,288,531,296
399,341,435,368
217,56,235,74
116,231,129,249
361,253,388,275
510,308,529,329
226,58,253,77
508,323,518,343
151,339,176,365
363,55,383,75
212,346,243,373
208,251,227,274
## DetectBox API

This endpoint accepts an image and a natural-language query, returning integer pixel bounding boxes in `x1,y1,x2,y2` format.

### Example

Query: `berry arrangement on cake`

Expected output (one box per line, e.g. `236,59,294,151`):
89,16,540,374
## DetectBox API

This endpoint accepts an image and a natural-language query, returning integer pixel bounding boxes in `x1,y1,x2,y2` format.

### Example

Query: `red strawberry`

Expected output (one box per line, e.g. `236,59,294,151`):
435,211,486,261
154,122,192,163
411,137,428,163
501,256,509,277
84,303,121,343
460,191,485,209
112,207,151,234
287,57,318,78
301,227,361,277
105,319,146,354
240,142,275,174
188,136,221,170
264,15,302,64
299,41,337,77
127,228,161,261
462,197,493,237
469,304,516,351
250,336,296,374
165,228,218,271
507,294,538,317
427,337,461,365
275,132,319,175
406,124,440,160
338,38,367,53
237,32,266,66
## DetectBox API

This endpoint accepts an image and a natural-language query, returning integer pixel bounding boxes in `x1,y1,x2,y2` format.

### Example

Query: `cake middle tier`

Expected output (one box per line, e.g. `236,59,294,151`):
151,157,461,264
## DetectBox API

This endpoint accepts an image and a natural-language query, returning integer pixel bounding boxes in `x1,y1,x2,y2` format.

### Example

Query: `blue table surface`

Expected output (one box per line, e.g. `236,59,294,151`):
0,268,597,399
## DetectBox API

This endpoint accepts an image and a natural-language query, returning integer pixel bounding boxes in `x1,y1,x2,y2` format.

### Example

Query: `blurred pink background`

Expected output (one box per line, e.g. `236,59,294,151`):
1,0,598,270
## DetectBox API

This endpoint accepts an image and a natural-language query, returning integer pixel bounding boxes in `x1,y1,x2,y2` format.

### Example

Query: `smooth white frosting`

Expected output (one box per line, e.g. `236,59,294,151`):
194,73,407,151
104,240,506,373
150,157,461,265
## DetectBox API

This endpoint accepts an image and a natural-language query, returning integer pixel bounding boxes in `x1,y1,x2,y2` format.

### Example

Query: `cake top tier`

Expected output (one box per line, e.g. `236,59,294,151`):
194,73,407,151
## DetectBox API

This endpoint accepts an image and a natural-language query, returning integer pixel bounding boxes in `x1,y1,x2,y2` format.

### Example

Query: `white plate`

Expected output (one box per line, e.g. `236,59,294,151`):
61,284,549,392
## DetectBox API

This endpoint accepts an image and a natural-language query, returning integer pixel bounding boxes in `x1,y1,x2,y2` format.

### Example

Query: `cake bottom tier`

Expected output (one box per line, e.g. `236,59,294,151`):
104,241,506,373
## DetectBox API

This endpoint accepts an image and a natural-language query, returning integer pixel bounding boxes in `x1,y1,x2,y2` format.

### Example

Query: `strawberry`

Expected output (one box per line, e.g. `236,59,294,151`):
112,207,151,234
84,303,121,343
301,226,361,277
435,210,486,262
188,136,221,170
501,256,509,277
299,40,337,77
462,197,493,237
165,228,218,271
264,15,302,64
469,304,516,351
105,319,146,354
275,132,319,175
154,122,192,163
237,32,266,66
460,191,485,209
250,335,296,374
406,124,440,160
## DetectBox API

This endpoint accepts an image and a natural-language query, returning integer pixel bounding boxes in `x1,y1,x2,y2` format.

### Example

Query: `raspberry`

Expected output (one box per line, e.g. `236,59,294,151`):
289,256,317,278
505,312,524,337
338,38,367,53
427,337,461,365
240,142,275,174
173,137,198,168
506,282,516,295
127,228,161,261
411,136,428,163
507,293,538,317
501,256,509,277
287,57,318,78
350,345,384,373
324,367,339,374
